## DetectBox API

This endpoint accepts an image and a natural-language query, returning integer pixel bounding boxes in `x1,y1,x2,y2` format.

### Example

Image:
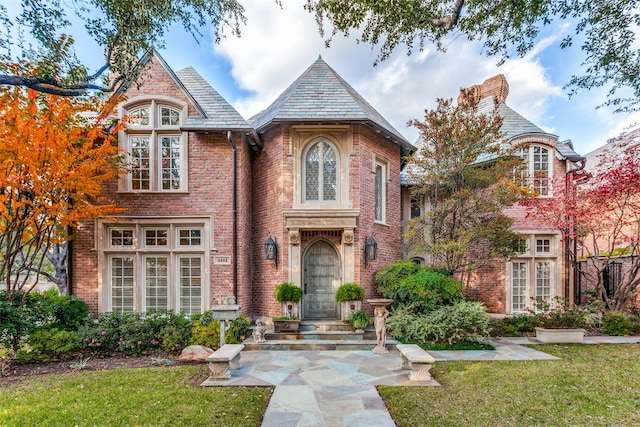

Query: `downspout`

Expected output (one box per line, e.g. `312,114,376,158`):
566,157,588,303
227,131,238,300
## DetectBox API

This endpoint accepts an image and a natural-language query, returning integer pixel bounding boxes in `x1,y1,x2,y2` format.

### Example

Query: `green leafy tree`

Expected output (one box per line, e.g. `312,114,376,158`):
305,0,640,112
0,1,246,96
406,90,527,274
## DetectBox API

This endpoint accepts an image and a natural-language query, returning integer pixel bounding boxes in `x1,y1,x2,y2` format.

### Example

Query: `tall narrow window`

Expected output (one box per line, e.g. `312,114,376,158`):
511,262,528,312
410,194,423,219
111,256,134,312
161,136,181,190
374,161,386,222
535,261,552,300
180,256,202,315
145,256,168,311
130,136,151,190
304,140,338,202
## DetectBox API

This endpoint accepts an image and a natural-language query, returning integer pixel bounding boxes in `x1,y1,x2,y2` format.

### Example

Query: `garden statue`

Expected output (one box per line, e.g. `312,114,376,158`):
373,305,390,354
252,319,267,343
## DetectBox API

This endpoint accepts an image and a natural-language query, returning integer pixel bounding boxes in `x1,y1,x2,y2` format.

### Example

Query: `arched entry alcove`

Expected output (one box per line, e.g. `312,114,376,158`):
302,240,341,319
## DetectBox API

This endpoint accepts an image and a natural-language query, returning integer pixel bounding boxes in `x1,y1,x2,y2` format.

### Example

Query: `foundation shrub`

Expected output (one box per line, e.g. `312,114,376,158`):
190,319,220,349
387,301,492,345
20,328,80,361
602,312,635,336
41,289,89,331
190,313,250,350
226,315,250,343
494,314,539,337
375,261,463,313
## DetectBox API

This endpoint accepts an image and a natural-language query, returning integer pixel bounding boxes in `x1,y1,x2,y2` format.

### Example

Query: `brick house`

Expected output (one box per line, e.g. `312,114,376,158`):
401,75,586,314
71,53,585,318
71,52,413,320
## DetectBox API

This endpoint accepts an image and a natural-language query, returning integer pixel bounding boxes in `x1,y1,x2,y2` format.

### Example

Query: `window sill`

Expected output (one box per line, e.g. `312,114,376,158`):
117,191,189,195
374,221,390,229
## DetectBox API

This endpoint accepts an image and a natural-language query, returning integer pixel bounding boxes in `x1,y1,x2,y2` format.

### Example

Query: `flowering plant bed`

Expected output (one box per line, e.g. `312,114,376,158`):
527,296,590,329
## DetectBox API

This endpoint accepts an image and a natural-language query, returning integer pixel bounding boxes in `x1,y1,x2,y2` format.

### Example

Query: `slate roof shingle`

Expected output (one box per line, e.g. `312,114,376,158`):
250,56,414,154
175,67,251,130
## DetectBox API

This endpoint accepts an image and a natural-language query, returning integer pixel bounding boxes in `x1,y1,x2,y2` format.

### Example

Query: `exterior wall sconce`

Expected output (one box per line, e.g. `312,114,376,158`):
364,236,377,268
265,236,278,267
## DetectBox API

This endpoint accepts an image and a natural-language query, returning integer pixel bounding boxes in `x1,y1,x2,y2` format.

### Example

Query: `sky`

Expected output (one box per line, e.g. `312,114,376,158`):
6,0,640,155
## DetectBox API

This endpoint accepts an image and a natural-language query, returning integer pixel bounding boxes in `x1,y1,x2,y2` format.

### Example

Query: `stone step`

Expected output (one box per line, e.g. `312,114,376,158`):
265,330,369,341
299,320,354,332
244,320,385,350
242,338,398,351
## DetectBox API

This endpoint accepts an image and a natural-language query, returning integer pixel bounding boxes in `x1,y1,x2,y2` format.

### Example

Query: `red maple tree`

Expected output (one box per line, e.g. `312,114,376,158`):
0,82,126,302
530,139,640,311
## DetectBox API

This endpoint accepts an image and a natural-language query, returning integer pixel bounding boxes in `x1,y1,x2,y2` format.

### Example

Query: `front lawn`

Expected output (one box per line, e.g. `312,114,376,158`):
0,365,272,427
379,344,640,426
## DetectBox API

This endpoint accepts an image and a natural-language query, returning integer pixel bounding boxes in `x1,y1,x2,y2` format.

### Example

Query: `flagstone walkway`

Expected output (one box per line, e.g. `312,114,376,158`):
202,336,625,427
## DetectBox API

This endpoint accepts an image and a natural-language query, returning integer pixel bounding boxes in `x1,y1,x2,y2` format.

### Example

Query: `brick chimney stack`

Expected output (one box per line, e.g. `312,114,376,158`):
458,74,509,105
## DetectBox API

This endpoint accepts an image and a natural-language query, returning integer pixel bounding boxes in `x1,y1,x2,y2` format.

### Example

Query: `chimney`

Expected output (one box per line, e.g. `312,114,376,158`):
458,74,509,105
479,74,509,103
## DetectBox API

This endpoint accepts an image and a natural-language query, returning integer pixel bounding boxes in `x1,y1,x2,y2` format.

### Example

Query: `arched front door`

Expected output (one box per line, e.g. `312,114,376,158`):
303,240,341,319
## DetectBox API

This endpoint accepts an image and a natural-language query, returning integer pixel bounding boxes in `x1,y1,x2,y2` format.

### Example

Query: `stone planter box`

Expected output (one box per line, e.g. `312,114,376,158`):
273,319,300,333
340,301,362,321
535,327,585,344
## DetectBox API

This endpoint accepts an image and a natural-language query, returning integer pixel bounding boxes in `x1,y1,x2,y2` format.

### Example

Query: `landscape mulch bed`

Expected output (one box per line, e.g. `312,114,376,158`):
0,354,190,383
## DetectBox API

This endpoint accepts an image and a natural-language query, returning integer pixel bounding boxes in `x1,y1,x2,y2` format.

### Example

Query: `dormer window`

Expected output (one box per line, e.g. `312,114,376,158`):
120,100,187,192
516,145,551,196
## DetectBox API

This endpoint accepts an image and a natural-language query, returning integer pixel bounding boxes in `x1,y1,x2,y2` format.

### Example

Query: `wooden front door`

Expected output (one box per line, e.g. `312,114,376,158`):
303,240,341,319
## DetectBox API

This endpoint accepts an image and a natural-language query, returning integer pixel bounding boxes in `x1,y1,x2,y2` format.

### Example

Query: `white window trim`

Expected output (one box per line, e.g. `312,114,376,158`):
97,217,211,313
506,233,561,313
517,144,553,197
119,98,189,193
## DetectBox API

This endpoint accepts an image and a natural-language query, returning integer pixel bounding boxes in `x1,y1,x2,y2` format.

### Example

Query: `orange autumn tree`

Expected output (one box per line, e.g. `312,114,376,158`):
0,84,125,303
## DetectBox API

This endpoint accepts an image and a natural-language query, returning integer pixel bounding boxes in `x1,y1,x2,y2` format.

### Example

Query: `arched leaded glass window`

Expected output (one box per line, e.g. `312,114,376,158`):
304,140,338,202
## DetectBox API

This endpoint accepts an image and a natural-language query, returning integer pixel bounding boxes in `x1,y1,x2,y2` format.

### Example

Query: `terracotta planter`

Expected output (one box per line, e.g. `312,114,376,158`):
273,319,300,333
535,327,585,343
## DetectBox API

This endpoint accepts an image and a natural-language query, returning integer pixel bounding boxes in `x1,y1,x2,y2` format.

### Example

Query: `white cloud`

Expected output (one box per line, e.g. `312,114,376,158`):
209,0,629,152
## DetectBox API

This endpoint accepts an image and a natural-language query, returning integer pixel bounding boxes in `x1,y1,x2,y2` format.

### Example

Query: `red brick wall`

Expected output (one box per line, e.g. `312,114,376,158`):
71,55,249,314
460,141,570,313
250,123,405,318
353,124,404,313
251,125,290,318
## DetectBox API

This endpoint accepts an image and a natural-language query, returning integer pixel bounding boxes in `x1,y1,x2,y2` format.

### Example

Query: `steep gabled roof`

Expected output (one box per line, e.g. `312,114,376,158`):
401,75,585,185
175,67,251,131
250,56,414,154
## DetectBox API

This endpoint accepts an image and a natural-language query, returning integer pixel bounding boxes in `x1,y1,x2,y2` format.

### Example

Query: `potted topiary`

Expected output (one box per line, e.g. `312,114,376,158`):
335,282,365,321
273,282,303,332
348,310,373,333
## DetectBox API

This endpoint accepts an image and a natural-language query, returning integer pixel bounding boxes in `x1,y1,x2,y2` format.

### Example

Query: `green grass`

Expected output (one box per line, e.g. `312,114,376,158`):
0,365,272,427
379,344,640,426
